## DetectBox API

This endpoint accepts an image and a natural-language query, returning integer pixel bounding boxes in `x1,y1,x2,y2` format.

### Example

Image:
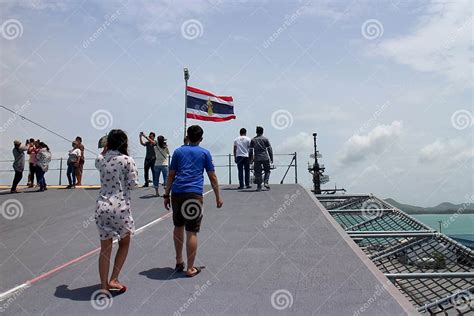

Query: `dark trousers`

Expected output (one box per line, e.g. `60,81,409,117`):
236,156,250,187
28,163,35,185
11,171,23,191
35,168,46,190
67,163,77,186
144,158,156,186
254,160,271,187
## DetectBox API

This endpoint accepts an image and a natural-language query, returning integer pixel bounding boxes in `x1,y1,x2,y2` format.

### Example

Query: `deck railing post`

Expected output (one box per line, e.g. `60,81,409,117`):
228,154,232,185
59,158,63,186
294,152,298,184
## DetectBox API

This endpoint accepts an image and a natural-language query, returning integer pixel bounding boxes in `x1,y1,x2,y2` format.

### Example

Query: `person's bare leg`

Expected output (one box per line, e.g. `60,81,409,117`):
174,226,185,265
99,239,113,290
186,231,198,275
109,234,130,289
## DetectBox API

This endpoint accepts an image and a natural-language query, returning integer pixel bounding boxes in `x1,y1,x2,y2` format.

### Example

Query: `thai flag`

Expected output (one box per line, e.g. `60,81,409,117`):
186,86,236,122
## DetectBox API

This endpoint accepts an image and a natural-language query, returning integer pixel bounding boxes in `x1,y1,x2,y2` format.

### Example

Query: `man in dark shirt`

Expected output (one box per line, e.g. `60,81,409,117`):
249,126,273,191
139,132,156,187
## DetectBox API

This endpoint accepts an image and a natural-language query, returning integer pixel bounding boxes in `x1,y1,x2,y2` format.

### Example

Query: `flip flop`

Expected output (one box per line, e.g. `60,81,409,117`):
175,262,185,272
109,285,127,294
186,266,202,278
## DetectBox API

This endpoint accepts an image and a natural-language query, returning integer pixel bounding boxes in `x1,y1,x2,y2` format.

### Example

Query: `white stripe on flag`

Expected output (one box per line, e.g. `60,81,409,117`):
187,91,234,106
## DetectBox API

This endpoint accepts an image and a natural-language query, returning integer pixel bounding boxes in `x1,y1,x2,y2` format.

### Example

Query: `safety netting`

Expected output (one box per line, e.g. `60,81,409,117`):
318,194,474,315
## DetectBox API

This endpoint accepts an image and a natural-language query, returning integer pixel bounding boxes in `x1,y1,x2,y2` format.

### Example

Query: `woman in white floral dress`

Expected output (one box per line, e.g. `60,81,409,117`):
95,129,138,294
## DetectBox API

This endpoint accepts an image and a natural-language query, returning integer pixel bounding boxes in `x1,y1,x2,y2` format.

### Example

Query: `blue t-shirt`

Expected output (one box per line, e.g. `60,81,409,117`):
169,144,215,194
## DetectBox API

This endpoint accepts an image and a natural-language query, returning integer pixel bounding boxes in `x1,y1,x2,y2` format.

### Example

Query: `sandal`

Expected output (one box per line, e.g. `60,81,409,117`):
109,280,127,294
186,266,202,278
175,262,185,272
109,285,127,294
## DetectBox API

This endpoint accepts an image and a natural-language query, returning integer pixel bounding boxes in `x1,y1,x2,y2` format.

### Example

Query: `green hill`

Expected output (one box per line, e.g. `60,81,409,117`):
384,198,474,214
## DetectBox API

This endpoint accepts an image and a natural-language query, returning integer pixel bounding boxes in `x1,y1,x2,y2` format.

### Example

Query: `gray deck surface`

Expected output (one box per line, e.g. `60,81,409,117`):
0,185,409,315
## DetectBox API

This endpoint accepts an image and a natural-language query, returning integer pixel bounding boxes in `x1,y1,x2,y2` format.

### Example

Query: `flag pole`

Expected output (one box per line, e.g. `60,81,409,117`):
183,67,190,140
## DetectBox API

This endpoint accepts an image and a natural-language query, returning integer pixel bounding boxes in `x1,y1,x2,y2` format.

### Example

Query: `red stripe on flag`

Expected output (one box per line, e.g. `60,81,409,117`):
187,86,233,102
187,113,236,122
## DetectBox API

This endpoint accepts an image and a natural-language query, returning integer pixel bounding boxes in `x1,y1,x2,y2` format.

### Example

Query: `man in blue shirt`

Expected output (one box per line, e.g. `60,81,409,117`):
164,125,223,277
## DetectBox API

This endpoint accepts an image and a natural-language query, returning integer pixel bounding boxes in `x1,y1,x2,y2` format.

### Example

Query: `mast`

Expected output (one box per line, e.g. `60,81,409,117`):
183,67,190,139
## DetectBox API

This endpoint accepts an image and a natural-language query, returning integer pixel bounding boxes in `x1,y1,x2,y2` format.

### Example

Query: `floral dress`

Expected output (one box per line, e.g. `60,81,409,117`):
95,150,139,240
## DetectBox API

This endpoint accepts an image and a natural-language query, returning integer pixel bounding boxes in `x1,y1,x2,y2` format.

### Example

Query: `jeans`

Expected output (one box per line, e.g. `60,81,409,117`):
35,168,46,190
11,171,23,191
153,165,168,188
254,160,271,188
236,156,250,187
144,158,156,186
67,163,77,186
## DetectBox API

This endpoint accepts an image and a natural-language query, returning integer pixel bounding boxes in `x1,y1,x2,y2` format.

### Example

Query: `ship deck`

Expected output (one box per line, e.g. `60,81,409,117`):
0,184,415,315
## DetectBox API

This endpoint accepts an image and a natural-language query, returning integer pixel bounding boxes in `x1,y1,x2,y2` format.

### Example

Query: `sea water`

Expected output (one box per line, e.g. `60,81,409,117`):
412,214,474,243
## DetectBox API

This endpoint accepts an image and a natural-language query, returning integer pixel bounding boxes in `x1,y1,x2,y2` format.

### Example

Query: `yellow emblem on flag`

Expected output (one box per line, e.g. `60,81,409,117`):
207,98,213,116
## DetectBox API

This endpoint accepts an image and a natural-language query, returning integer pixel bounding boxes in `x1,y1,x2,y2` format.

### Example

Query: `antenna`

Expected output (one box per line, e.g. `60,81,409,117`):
308,132,345,195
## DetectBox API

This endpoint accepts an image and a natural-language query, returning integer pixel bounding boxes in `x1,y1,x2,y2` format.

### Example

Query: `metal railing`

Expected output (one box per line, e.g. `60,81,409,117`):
0,152,298,186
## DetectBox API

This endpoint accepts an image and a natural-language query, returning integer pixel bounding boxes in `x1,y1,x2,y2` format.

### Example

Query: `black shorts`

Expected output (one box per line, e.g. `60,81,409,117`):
171,193,203,233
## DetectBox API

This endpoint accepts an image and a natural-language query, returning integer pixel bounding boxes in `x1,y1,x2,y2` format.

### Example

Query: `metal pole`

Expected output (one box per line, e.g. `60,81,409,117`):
183,68,190,140
59,158,63,185
385,272,474,280
294,152,298,184
228,154,232,185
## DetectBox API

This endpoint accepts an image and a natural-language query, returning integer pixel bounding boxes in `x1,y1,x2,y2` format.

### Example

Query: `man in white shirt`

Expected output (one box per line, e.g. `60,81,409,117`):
233,128,251,189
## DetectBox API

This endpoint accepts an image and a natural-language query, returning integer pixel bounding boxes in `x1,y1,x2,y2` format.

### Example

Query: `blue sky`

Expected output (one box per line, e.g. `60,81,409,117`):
0,0,472,206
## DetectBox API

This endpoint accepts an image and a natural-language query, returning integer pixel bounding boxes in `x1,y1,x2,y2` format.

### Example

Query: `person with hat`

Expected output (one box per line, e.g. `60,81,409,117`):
11,140,29,193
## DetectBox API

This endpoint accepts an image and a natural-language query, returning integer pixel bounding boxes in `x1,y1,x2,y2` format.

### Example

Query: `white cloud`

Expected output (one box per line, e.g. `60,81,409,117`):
294,105,351,123
338,121,403,165
377,0,473,87
276,132,313,154
419,138,473,164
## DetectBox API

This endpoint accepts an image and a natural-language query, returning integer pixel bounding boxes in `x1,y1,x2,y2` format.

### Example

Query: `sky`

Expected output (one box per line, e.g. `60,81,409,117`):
0,0,472,206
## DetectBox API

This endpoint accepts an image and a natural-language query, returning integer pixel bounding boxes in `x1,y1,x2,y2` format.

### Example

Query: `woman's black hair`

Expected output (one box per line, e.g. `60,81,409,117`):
39,142,50,151
107,129,128,155
157,135,167,149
